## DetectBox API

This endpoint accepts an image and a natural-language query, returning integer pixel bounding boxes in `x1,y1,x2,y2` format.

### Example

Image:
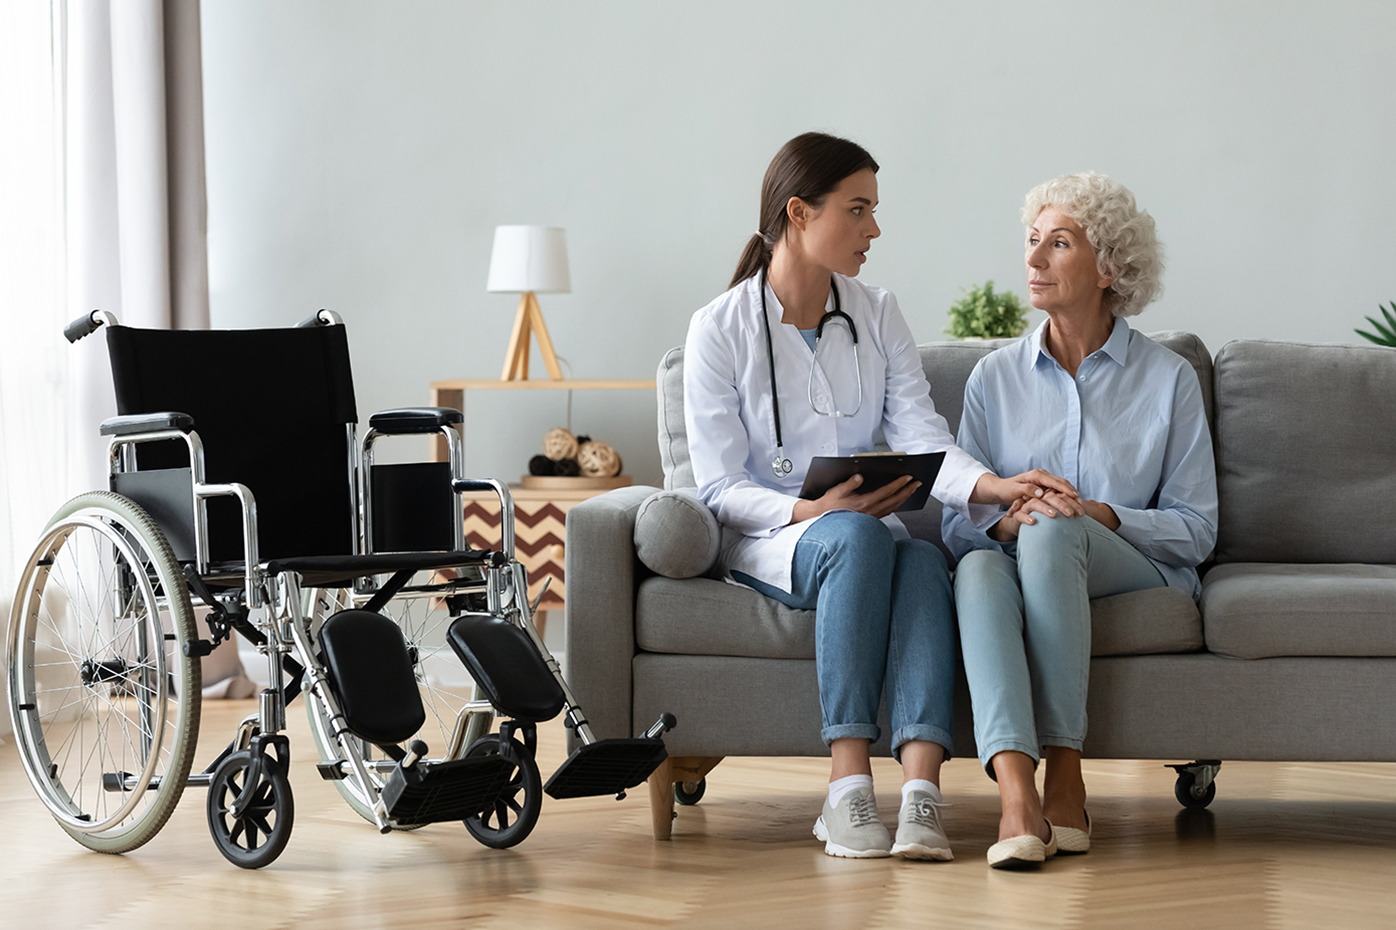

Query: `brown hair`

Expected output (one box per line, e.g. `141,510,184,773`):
728,132,880,289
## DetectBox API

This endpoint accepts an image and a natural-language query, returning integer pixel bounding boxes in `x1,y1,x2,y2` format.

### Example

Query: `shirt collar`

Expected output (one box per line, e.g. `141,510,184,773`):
1028,315,1131,371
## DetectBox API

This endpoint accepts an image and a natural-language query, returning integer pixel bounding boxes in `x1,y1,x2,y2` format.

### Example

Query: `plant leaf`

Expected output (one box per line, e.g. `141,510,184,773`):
1356,327,1396,347
1365,315,1396,343
1381,302,1396,333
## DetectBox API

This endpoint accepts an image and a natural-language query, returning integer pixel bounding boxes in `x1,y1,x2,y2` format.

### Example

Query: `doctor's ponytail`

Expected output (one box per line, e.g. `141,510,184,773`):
729,132,879,290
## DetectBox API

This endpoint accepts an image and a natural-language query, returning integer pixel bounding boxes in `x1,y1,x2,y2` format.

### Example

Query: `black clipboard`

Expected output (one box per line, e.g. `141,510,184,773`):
798,452,945,513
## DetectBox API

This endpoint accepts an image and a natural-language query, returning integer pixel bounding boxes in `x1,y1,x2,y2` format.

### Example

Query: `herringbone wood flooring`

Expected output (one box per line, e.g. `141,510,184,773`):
4,699,1395,929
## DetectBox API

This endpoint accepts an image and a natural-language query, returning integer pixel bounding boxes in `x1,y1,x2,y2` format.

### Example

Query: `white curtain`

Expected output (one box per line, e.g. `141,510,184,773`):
1,0,227,730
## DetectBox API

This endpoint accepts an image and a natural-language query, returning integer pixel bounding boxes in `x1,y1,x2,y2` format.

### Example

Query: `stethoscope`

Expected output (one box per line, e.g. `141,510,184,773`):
760,267,863,478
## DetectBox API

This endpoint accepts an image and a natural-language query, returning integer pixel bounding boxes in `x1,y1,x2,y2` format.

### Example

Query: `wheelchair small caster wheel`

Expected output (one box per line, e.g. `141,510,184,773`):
1174,771,1216,810
207,750,295,869
463,735,542,849
674,778,706,806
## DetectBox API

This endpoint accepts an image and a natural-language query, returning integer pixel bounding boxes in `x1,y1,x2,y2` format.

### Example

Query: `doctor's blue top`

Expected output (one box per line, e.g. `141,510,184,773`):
942,317,1218,598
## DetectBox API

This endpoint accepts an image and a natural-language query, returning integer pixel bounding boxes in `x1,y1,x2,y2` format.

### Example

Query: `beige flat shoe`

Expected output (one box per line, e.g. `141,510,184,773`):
1049,811,1091,855
987,824,1058,869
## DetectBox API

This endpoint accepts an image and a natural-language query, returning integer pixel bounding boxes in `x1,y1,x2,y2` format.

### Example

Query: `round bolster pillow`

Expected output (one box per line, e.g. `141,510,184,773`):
633,490,721,579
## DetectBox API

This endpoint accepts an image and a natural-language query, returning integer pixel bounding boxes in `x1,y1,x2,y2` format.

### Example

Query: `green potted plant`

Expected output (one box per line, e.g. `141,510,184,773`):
946,281,1030,340
1355,302,1396,347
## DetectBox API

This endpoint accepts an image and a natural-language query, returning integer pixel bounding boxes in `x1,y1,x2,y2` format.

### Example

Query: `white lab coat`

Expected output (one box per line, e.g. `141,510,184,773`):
683,272,998,593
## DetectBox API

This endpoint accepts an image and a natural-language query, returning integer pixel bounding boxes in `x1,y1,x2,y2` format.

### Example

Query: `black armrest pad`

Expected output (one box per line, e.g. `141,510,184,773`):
100,412,195,436
369,407,464,434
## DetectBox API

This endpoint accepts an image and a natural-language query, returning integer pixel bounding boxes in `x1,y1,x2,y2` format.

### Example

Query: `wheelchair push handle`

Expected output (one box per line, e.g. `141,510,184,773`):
64,310,118,343
296,308,343,328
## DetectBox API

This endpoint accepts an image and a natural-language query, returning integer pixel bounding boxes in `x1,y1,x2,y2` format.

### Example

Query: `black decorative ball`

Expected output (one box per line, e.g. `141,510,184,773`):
554,457,581,477
574,435,592,445
528,454,556,476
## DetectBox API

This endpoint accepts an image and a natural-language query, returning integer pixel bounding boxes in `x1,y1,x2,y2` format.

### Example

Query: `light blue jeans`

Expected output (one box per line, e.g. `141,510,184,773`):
955,514,1166,773
734,511,957,759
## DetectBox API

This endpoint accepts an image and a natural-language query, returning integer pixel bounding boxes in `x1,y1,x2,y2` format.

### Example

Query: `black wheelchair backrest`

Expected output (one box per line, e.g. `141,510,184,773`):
107,324,359,563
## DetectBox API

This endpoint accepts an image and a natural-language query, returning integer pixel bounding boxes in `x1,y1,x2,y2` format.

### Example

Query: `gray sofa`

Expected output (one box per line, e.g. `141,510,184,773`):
565,333,1396,839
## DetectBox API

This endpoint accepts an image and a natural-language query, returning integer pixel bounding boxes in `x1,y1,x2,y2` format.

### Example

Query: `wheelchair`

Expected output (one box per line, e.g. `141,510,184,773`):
5,309,674,869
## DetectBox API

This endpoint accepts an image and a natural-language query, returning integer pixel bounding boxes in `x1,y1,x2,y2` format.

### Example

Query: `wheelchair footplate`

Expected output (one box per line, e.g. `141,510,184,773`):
382,753,516,826
544,737,669,800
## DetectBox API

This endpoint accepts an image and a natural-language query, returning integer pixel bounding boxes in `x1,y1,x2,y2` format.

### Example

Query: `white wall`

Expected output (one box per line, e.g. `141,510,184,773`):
201,1,1396,485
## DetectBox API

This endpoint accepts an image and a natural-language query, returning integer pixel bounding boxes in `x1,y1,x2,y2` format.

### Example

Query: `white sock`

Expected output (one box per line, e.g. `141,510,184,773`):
901,779,941,806
828,774,874,809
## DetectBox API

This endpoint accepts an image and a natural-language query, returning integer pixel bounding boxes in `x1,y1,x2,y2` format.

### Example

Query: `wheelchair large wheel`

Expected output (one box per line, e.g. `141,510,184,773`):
5,491,201,854
304,584,488,829
462,734,541,848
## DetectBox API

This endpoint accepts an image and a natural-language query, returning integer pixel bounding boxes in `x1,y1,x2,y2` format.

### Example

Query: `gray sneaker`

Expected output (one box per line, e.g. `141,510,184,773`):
812,788,892,858
892,791,954,860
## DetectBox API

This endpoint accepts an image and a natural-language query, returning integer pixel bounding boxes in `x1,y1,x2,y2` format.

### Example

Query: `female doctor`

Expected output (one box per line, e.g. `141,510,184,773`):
684,132,1076,861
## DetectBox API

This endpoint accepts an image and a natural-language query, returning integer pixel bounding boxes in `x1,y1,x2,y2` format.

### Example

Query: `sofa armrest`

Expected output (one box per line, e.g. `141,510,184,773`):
564,485,661,744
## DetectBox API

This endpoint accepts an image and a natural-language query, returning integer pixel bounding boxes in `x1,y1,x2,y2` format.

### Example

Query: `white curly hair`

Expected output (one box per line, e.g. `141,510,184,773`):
1021,172,1163,317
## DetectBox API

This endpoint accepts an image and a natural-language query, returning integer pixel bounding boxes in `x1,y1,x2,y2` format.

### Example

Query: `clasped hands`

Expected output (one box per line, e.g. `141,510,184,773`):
789,466,1117,531
978,470,1119,543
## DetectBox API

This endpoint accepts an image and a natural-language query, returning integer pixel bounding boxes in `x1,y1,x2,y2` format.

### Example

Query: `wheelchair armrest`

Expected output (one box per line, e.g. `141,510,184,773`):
100,412,195,436
368,407,464,434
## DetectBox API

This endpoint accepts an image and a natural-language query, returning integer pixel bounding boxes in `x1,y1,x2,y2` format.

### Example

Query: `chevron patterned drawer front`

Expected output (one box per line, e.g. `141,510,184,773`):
461,489,600,611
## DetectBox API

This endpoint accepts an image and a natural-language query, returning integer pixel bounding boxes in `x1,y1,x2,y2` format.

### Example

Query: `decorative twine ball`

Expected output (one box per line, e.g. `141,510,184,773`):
554,457,581,477
543,427,579,462
577,440,622,478
528,454,556,476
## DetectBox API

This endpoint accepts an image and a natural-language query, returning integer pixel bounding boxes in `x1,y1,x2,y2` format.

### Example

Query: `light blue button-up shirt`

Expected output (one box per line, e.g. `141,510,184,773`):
942,317,1218,598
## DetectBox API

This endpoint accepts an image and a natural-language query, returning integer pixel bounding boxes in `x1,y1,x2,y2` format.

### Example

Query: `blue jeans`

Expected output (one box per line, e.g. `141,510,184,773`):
954,515,1166,773
734,511,957,759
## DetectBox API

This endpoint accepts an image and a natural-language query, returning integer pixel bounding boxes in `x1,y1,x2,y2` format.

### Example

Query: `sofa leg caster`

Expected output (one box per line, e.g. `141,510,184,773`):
1167,760,1222,810
646,756,723,840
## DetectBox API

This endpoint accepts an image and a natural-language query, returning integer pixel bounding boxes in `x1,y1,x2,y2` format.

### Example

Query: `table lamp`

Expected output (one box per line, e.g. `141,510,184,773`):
486,225,571,381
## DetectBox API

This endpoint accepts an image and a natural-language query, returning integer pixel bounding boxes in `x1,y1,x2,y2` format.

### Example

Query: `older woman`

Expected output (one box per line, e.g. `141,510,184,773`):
944,173,1218,869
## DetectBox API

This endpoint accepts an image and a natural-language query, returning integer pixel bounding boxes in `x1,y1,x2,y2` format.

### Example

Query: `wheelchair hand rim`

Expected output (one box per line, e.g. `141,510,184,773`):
7,515,172,833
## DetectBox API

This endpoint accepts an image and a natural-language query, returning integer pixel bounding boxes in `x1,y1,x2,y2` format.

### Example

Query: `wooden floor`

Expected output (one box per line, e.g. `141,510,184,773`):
4,699,1396,929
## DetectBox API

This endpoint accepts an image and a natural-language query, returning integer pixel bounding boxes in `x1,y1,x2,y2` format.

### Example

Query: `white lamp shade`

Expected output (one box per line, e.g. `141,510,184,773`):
486,225,571,293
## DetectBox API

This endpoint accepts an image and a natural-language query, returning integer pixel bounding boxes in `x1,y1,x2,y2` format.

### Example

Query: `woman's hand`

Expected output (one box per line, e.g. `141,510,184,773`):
1081,498,1120,530
990,493,1070,542
974,470,1082,510
991,494,1120,542
790,473,921,524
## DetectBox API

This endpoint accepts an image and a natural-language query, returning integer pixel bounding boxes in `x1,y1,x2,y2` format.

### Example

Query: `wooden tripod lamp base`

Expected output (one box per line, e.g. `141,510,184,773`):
501,291,564,381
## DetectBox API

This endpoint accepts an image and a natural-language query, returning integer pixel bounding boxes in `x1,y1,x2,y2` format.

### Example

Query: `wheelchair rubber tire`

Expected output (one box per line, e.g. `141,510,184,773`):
1175,771,1217,810
462,735,541,849
5,491,201,854
674,777,706,806
207,749,295,869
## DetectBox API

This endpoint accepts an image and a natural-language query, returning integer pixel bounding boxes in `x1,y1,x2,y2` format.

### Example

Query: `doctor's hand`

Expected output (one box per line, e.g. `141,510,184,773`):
973,470,1081,512
790,474,921,524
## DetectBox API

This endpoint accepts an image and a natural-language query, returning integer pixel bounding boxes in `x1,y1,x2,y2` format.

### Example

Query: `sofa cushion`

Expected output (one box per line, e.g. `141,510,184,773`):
1200,563,1396,659
1213,341,1396,564
635,576,1202,660
634,489,720,579
656,346,694,490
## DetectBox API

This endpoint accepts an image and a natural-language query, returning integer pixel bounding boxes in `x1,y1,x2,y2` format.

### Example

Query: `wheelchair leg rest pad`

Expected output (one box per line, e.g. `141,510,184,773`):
382,756,516,826
543,738,669,800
